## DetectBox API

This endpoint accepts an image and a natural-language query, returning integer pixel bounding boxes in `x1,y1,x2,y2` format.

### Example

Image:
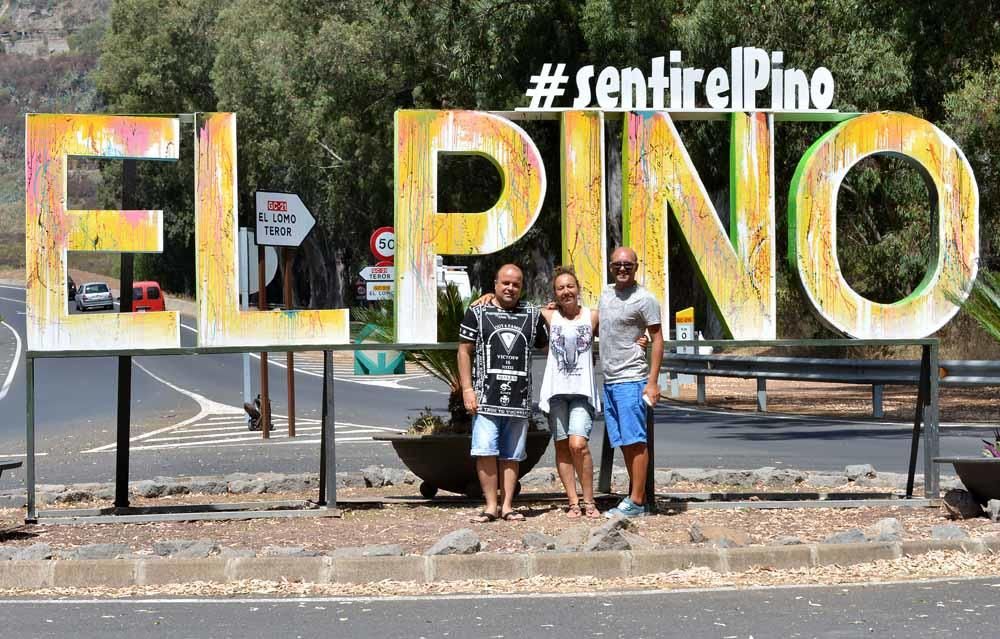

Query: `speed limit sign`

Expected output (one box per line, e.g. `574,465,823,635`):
370,226,395,261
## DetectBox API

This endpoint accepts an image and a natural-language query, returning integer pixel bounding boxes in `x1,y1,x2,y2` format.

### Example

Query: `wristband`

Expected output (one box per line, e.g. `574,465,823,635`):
463,388,475,394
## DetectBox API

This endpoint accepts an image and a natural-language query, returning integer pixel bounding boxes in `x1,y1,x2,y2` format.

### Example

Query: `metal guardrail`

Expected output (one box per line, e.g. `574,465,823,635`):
661,353,1000,415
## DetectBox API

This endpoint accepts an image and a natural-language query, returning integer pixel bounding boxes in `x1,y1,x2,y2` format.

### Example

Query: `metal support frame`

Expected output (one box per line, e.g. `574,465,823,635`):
755,378,767,412
872,384,884,418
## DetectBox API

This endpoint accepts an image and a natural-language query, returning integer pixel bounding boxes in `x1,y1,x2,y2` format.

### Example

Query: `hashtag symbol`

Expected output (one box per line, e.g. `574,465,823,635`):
525,63,568,110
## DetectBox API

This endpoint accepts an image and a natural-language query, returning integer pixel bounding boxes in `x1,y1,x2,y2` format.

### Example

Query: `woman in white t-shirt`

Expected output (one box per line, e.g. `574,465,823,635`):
538,267,602,518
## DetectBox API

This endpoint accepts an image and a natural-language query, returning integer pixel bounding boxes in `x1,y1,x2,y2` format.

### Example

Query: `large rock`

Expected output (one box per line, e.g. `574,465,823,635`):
131,480,166,498
823,529,867,544
264,474,313,493
12,543,52,561
380,468,416,487
153,539,219,558
806,473,847,488
942,489,984,520
866,518,903,542
330,544,405,558
63,543,131,560
228,479,266,495
987,500,1000,523
931,525,969,541
218,547,256,559
714,470,754,487
771,535,804,546
845,464,876,481
581,528,631,551
519,469,557,488
555,524,591,552
521,532,557,551
361,465,386,488
425,529,481,556
580,514,634,552
672,468,719,483
653,469,676,486
752,467,807,487
260,546,322,557
53,490,94,504
187,478,228,495
337,472,367,488
689,522,749,547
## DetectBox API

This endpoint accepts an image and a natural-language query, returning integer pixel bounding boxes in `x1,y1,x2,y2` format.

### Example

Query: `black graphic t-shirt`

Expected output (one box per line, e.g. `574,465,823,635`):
459,302,548,418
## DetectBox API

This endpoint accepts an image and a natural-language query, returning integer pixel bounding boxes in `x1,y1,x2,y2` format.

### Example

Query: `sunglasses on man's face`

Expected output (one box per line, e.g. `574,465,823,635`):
610,261,636,271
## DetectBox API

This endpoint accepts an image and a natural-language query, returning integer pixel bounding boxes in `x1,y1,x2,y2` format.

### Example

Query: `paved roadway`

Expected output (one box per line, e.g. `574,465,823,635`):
1,577,998,637
0,285,989,488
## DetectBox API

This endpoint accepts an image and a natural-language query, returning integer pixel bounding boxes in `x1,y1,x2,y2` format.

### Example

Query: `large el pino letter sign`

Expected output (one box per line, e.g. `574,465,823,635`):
394,111,545,342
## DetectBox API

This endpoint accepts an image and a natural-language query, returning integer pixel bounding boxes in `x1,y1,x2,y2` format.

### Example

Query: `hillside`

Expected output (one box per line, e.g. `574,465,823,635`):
0,0,110,268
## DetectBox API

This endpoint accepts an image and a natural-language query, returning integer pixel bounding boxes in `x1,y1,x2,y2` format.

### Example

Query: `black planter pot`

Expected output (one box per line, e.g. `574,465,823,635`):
372,431,551,498
934,457,1000,505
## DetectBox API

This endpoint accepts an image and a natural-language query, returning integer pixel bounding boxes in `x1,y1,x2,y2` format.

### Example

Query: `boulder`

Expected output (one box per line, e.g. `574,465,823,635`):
153,539,219,558
519,469,557,487
260,546,322,557
987,500,1000,523
844,464,876,481
361,465,386,487
581,528,630,552
942,489,984,520
521,532,557,551
63,543,131,560
823,529,867,544
12,543,52,561
337,472,367,488
187,478,228,495
131,480,166,498
425,529,481,556
931,524,969,541
555,524,591,552
689,522,750,547
771,535,804,546
866,518,903,542
380,468,416,487
653,469,676,486
228,479,266,495
218,547,256,559
806,473,847,488
330,544,405,558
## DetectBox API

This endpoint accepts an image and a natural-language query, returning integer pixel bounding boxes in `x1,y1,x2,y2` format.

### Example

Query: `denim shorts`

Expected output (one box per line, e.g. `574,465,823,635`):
602,381,647,448
547,395,594,442
470,413,528,461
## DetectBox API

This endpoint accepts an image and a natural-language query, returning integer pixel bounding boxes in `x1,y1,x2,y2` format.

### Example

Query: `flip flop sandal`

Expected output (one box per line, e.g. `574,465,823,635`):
470,511,498,523
501,511,525,521
582,502,601,518
566,503,582,519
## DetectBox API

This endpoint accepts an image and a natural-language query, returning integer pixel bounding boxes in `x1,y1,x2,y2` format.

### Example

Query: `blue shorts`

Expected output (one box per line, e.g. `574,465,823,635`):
602,381,647,448
547,395,594,441
471,413,528,461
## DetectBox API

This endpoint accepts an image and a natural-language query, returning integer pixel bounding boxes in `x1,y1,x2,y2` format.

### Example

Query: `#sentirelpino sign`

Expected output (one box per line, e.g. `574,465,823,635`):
24,54,979,352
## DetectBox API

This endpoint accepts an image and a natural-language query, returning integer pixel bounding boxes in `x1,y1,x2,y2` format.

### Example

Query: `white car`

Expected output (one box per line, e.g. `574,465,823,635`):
76,282,114,311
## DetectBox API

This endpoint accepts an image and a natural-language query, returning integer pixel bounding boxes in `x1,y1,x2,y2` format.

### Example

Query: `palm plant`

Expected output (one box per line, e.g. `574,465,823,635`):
958,269,1000,342
353,283,475,433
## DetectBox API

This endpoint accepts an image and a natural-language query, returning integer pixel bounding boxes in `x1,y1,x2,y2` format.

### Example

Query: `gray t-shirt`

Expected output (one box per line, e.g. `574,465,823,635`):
598,284,661,384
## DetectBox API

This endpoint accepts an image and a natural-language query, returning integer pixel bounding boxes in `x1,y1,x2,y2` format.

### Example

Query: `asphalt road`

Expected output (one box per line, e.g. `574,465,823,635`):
2,577,998,638
0,285,989,488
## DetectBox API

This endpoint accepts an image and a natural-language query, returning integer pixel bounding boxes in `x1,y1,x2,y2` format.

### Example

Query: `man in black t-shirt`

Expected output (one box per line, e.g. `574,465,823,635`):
458,264,547,523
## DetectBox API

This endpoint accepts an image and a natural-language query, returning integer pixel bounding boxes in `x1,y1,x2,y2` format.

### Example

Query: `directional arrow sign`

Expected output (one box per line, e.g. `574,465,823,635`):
359,265,394,281
254,191,316,247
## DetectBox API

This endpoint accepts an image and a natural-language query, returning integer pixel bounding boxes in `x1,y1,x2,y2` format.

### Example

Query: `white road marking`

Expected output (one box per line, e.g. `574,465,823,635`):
0,575,995,604
664,401,991,429
0,320,22,402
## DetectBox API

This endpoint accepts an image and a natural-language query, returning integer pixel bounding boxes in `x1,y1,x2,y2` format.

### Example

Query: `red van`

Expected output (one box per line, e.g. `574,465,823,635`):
132,281,166,312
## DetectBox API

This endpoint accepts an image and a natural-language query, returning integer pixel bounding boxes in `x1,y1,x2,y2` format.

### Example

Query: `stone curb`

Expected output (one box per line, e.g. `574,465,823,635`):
0,539,992,590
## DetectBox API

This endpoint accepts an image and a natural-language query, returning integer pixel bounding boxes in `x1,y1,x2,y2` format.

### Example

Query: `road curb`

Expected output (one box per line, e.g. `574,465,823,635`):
0,538,995,590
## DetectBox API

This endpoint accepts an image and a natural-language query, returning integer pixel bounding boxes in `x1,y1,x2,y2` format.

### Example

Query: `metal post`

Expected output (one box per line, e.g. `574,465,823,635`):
598,423,614,494
115,159,136,510
318,350,337,508
644,402,656,514
25,357,35,523
696,374,706,404
872,384,884,418
258,245,270,438
756,378,767,412
906,346,930,498
238,229,252,407
283,247,295,438
924,342,941,498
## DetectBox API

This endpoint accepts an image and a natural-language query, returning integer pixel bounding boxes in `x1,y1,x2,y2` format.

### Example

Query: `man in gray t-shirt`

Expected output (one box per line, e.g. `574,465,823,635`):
598,247,664,518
